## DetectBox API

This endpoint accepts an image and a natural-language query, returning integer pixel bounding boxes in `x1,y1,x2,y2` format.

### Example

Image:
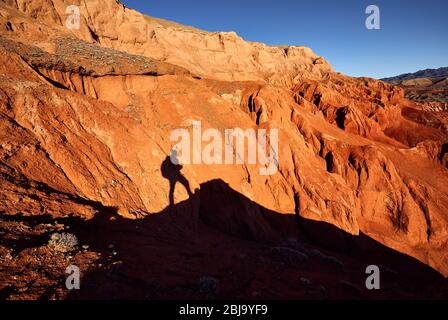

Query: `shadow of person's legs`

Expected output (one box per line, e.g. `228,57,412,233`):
169,179,175,206
178,173,193,197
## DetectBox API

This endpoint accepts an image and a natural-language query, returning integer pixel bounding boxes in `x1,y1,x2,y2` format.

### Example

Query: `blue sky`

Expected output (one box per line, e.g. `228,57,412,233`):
120,0,448,79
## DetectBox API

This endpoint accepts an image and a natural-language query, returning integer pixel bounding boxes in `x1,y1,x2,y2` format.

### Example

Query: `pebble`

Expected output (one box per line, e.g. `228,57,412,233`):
299,277,312,286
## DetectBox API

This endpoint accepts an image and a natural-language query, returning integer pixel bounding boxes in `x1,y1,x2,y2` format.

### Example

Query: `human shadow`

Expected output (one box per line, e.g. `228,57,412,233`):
161,150,193,206
4,178,445,299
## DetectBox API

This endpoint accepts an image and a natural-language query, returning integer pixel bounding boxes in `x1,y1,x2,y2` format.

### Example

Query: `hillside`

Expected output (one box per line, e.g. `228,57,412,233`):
0,0,447,299
383,68,448,108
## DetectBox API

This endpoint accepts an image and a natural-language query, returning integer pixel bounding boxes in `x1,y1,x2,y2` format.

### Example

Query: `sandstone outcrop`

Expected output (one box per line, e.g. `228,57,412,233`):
1,0,331,81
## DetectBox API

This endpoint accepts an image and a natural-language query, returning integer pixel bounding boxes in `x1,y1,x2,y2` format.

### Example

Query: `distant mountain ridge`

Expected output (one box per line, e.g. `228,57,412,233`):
382,67,448,83
381,67,448,105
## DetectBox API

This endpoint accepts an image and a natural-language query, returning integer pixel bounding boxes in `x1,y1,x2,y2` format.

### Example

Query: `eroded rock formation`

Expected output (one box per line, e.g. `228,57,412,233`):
0,0,446,299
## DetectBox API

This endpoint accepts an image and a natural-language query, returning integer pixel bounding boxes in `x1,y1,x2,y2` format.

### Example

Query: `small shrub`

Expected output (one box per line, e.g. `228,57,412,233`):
270,246,309,265
198,276,219,296
48,232,78,253
321,255,344,271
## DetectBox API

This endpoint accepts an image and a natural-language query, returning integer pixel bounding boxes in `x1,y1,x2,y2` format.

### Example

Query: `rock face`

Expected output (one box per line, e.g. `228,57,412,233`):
0,0,447,299
1,0,331,81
